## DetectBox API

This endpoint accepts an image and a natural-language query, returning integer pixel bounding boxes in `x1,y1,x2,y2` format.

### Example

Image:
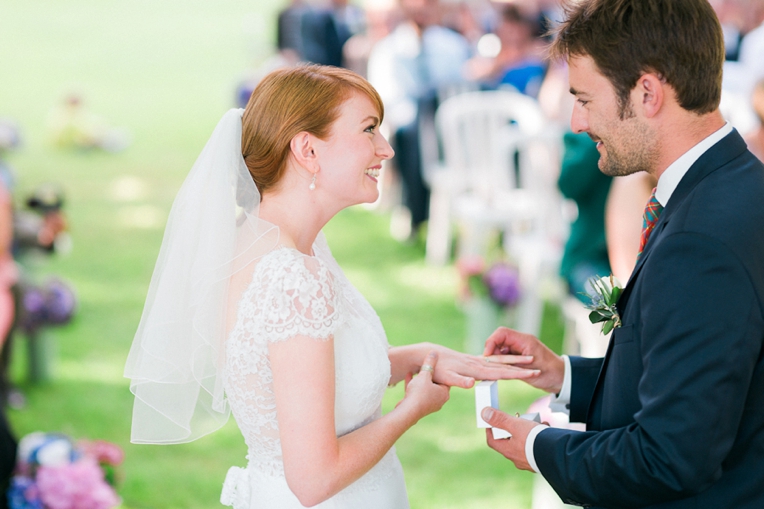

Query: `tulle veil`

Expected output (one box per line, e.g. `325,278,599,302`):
124,109,278,443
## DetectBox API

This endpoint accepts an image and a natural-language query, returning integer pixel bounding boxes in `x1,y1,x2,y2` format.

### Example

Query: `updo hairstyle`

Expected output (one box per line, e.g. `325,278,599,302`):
241,65,384,194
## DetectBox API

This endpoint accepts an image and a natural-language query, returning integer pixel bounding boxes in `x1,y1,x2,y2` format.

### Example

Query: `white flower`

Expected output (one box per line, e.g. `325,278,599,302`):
18,432,47,464
36,436,74,467
597,275,622,294
18,432,76,467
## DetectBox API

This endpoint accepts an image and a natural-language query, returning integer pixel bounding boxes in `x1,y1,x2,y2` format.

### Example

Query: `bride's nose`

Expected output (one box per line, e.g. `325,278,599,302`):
375,133,394,160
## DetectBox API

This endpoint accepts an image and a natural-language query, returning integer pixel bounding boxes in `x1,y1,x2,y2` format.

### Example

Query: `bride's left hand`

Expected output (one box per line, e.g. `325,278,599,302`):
423,343,540,389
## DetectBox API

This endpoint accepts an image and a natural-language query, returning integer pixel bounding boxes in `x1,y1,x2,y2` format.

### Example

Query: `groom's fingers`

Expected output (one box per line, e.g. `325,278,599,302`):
476,358,541,381
480,354,541,379
483,327,520,356
483,327,537,357
482,408,536,471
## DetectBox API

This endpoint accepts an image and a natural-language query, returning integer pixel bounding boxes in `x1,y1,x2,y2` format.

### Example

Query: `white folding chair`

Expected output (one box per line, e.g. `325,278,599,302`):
424,90,547,265
425,90,567,336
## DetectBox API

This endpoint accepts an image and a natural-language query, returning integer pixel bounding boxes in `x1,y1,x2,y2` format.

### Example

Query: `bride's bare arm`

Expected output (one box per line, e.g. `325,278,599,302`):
387,342,540,389
269,336,448,507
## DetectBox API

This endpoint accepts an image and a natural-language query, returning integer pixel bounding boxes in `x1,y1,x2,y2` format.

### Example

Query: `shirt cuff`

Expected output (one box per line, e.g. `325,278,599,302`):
549,355,572,414
525,424,549,473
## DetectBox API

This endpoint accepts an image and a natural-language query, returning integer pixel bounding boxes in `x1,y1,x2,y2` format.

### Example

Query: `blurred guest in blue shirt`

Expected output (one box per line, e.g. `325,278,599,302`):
467,5,546,97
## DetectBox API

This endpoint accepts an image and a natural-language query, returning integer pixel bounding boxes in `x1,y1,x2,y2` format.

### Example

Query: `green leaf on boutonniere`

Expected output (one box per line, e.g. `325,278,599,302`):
584,275,624,335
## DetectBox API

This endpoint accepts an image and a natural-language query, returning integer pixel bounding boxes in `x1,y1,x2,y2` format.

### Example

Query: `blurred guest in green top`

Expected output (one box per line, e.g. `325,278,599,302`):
557,131,612,302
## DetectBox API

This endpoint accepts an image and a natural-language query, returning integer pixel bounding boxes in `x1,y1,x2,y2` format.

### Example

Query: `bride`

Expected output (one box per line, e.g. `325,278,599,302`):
125,65,537,508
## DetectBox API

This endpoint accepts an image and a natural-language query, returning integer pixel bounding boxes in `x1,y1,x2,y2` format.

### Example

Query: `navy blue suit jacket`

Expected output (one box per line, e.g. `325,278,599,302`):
535,130,764,508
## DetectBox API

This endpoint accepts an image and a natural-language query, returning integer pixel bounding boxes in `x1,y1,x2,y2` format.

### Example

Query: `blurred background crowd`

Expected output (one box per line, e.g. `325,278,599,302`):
232,0,764,342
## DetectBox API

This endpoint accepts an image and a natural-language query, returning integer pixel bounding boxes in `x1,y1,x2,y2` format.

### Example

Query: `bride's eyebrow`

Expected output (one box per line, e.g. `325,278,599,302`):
360,115,380,125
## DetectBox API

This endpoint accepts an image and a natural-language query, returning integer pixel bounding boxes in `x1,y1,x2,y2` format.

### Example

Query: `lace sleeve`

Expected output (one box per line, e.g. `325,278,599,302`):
251,250,341,343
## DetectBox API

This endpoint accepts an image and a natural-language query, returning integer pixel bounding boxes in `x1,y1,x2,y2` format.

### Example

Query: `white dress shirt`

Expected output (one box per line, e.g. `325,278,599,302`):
525,122,733,474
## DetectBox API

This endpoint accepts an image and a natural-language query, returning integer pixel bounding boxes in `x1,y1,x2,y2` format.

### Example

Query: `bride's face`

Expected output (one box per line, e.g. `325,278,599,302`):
314,92,394,207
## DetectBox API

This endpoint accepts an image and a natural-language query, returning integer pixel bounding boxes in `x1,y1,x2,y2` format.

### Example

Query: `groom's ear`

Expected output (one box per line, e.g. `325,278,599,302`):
290,132,320,172
633,73,664,119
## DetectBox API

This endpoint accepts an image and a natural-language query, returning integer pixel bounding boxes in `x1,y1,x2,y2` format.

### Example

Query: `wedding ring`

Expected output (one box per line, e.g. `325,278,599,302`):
421,365,434,373
515,412,520,418
485,357,492,363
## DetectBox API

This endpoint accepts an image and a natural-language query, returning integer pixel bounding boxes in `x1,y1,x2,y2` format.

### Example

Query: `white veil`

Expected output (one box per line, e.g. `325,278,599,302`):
124,108,278,444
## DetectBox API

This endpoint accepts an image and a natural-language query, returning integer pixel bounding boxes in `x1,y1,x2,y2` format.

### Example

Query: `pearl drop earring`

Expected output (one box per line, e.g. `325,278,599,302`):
309,173,316,191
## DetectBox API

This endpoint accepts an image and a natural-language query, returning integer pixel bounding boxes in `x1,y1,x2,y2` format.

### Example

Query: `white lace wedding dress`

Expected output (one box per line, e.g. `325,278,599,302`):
221,233,410,509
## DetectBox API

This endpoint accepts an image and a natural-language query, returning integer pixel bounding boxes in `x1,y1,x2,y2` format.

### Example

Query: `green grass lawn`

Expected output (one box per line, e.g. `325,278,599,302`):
1,2,565,507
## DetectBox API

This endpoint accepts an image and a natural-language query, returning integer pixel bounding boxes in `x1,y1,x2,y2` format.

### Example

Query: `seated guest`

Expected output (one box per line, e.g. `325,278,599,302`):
46,94,130,152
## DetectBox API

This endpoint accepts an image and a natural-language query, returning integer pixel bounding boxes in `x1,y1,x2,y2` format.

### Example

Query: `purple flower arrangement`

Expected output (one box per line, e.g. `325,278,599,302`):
21,278,77,334
8,433,123,509
456,255,522,309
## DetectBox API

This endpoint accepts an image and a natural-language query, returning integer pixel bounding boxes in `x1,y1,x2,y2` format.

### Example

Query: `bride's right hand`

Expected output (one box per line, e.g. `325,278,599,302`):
400,351,450,419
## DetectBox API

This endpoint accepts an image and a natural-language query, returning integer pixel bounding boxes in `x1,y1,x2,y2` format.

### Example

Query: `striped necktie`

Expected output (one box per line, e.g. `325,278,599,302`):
637,187,664,259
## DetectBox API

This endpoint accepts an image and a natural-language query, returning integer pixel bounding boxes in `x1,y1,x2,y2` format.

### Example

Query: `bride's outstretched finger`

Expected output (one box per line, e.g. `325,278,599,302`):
469,359,541,382
483,354,534,365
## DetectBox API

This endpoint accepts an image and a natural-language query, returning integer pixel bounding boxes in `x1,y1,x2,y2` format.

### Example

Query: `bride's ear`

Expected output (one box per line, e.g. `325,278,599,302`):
290,132,319,172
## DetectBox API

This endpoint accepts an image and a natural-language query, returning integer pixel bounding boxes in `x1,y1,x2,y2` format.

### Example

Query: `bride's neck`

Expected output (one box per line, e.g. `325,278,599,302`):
259,190,331,256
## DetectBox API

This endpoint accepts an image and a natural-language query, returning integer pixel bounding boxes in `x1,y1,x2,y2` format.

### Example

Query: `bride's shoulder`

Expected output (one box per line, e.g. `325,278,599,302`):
242,246,341,336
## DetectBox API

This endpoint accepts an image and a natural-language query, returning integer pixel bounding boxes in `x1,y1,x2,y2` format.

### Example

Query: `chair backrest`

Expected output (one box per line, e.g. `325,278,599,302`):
435,90,547,197
437,90,566,245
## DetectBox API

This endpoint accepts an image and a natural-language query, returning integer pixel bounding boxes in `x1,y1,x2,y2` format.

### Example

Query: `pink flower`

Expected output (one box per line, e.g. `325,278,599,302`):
456,255,487,300
36,457,120,509
456,255,485,278
79,440,124,466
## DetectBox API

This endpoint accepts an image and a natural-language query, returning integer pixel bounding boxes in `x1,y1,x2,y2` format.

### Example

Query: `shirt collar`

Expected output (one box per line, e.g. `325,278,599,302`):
654,122,732,206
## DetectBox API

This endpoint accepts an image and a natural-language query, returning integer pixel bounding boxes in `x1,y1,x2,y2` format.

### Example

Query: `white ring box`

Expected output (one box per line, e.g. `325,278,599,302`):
475,380,541,439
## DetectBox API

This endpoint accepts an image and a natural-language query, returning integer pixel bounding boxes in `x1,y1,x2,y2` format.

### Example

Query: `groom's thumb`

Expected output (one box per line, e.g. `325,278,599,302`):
481,407,507,427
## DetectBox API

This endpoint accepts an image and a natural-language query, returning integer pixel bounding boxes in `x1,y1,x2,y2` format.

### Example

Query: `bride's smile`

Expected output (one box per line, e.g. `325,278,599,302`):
312,91,394,207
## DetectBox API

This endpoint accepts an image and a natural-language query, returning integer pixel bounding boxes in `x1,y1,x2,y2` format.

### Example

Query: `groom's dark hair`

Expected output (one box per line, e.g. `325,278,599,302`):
549,0,724,116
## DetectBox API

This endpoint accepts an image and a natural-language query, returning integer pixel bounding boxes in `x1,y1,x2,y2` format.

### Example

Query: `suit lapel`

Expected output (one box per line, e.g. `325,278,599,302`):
585,129,749,427
616,129,748,313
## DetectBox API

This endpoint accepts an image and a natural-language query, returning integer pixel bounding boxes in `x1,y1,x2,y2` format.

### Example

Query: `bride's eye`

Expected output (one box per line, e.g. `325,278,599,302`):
364,124,377,134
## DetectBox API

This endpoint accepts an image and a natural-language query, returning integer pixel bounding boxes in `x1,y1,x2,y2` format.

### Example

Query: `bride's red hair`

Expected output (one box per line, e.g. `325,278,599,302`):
241,65,384,194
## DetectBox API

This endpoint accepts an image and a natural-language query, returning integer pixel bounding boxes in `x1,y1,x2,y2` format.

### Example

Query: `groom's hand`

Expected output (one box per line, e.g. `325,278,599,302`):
483,327,564,394
481,407,540,472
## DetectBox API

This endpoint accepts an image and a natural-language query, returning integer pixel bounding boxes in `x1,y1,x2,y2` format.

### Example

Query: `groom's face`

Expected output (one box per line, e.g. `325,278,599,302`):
568,55,657,177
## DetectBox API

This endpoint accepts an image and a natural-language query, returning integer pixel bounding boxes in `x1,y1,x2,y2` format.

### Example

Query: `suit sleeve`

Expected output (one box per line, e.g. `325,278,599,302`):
568,356,603,423
534,231,763,508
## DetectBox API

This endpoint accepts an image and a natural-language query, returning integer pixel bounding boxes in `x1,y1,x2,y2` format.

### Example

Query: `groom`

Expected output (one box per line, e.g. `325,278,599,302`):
480,0,764,507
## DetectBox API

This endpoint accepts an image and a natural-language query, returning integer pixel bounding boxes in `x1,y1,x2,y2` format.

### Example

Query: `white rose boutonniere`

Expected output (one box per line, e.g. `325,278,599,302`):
584,275,623,335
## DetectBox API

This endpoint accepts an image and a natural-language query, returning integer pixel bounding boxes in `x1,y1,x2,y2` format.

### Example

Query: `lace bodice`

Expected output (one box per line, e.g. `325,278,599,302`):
222,234,402,508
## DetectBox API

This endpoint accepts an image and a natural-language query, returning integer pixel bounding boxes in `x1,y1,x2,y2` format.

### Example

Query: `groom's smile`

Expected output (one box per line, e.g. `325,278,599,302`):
568,55,658,177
